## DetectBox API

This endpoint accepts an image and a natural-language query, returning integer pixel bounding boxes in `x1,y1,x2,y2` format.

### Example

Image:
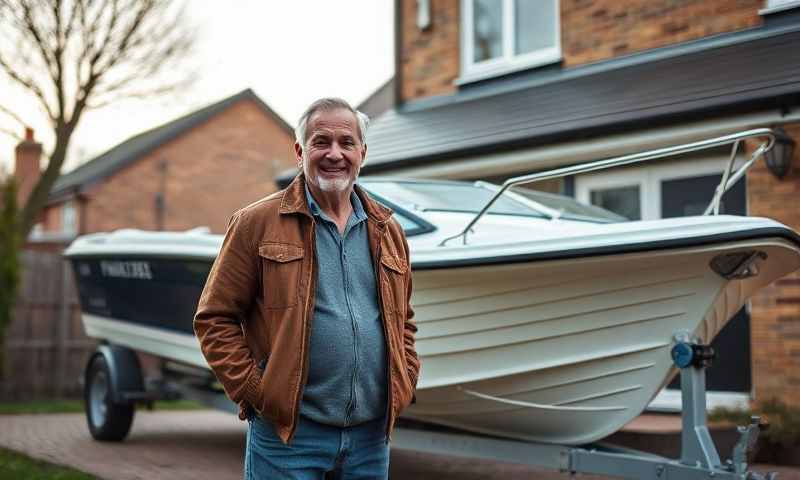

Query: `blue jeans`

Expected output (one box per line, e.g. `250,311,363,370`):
244,413,389,479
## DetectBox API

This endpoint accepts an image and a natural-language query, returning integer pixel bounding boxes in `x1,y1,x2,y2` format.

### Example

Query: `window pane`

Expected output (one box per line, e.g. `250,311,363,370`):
473,0,503,62
590,186,641,220
661,173,746,218
767,0,799,8
62,200,77,234
515,0,557,55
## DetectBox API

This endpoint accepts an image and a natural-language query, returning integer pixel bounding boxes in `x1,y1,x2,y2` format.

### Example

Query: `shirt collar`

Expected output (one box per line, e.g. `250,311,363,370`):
304,184,368,224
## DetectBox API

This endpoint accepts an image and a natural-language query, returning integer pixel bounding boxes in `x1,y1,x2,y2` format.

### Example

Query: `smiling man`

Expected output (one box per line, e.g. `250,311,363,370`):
194,98,419,479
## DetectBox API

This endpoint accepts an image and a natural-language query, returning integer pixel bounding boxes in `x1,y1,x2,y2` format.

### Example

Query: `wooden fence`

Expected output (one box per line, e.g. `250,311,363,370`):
1,250,96,401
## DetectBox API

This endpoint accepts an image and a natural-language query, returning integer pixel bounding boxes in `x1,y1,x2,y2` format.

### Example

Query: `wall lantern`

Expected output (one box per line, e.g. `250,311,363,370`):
765,127,796,179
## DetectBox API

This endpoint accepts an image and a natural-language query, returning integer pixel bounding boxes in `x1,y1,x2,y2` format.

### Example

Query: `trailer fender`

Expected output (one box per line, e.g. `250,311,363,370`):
87,344,144,404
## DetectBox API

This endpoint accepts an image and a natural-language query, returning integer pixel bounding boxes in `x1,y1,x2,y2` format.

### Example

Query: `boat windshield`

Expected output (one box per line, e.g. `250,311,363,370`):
509,186,629,223
361,180,628,223
360,181,549,219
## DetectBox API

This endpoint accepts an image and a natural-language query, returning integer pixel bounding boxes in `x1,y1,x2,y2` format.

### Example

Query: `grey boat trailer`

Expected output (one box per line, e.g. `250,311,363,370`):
392,335,776,480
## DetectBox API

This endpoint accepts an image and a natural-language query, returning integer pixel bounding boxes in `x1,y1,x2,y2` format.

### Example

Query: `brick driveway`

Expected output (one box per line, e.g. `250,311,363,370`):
0,410,797,480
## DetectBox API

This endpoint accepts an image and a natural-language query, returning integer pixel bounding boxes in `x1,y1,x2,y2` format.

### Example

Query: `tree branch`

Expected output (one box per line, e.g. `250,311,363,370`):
18,0,60,88
50,0,68,126
0,126,23,142
0,0,196,239
89,72,195,108
0,105,27,128
0,53,57,121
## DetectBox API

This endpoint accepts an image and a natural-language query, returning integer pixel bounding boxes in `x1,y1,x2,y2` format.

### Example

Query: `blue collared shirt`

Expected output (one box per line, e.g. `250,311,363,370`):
300,185,388,426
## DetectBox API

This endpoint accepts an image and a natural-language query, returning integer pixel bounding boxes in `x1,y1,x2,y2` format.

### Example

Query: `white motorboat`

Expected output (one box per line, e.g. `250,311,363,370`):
65,129,800,447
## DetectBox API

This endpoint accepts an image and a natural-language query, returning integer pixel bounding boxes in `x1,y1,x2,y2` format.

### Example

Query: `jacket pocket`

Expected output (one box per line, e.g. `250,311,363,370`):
380,254,410,340
380,255,407,311
258,242,304,309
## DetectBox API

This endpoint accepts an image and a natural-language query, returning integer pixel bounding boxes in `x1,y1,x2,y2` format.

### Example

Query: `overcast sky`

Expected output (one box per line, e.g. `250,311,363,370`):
0,0,394,174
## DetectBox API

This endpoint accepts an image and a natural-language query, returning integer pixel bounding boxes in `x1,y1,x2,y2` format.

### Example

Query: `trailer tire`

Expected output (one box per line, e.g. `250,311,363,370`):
85,354,134,441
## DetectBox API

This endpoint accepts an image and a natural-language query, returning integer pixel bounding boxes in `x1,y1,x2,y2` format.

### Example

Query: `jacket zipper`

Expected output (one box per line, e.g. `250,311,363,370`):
288,217,316,444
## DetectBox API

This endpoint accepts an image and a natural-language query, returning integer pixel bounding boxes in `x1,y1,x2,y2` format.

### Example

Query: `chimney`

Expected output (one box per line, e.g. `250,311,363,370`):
14,127,42,207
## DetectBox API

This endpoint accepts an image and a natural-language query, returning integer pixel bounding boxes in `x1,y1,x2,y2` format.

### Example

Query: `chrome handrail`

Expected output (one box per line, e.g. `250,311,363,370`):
439,128,776,246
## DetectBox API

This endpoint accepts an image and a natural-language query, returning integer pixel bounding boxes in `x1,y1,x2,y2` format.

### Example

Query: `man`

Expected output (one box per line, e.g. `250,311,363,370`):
194,98,419,479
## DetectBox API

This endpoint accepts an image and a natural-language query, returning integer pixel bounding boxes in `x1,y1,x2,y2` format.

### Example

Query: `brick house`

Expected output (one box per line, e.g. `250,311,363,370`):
358,0,800,411
5,89,295,399
19,88,295,250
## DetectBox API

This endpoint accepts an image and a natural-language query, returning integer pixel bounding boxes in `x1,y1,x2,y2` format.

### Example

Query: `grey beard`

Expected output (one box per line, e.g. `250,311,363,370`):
317,176,353,192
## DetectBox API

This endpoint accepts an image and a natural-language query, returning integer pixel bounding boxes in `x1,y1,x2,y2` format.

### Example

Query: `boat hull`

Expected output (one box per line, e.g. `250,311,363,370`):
67,236,800,445
404,237,800,444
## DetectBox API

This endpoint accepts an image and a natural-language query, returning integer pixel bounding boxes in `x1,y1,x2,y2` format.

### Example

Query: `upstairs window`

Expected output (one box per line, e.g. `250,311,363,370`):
763,0,800,11
460,0,561,82
62,199,77,235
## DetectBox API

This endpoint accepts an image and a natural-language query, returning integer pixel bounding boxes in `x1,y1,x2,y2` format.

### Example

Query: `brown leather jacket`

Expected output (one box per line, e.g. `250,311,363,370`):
194,174,419,444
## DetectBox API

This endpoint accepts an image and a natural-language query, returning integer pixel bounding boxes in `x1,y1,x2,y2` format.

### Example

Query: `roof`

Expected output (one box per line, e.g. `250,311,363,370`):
50,89,292,201
357,77,396,120
363,24,800,173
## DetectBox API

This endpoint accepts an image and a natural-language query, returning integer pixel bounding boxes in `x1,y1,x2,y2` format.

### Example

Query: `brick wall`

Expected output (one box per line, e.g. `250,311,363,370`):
400,0,763,102
400,0,460,102
69,98,294,234
747,123,800,406
561,0,762,66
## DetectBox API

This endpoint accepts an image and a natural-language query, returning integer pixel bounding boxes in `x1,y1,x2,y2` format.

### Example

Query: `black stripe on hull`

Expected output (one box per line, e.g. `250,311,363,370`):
69,258,212,336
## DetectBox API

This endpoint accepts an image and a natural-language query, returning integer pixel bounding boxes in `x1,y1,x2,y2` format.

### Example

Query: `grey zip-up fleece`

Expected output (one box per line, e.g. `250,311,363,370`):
299,186,388,426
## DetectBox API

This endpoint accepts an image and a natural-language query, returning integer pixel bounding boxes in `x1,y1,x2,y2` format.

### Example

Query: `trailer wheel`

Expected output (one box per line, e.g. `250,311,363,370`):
85,354,134,441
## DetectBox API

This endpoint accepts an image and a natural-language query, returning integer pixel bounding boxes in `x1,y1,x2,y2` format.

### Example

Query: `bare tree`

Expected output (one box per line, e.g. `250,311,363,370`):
0,0,195,238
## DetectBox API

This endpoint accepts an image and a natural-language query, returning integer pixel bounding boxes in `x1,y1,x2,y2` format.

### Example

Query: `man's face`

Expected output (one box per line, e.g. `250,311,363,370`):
295,108,366,194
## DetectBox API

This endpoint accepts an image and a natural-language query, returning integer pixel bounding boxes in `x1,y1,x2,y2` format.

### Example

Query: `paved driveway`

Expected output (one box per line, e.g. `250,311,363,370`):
0,410,796,480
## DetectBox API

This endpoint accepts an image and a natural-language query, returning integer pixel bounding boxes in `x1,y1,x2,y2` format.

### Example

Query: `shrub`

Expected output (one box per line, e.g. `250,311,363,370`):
0,177,20,378
710,398,800,449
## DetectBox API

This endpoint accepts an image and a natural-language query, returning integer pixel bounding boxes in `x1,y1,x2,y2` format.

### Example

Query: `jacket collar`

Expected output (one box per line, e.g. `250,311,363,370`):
279,173,393,225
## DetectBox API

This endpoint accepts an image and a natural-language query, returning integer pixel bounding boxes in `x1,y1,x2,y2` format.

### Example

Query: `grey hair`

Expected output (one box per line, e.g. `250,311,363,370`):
295,97,370,148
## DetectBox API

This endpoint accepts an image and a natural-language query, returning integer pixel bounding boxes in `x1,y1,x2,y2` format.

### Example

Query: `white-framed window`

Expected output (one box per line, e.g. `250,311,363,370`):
760,0,800,14
575,155,747,221
459,0,561,83
62,199,77,235
576,169,649,221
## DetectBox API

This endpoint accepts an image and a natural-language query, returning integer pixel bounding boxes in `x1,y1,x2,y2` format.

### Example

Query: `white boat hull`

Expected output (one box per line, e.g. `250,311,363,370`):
404,238,800,444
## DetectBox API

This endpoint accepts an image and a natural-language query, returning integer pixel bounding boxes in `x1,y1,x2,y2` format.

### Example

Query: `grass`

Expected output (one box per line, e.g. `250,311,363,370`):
0,447,96,480
0,399,205,415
